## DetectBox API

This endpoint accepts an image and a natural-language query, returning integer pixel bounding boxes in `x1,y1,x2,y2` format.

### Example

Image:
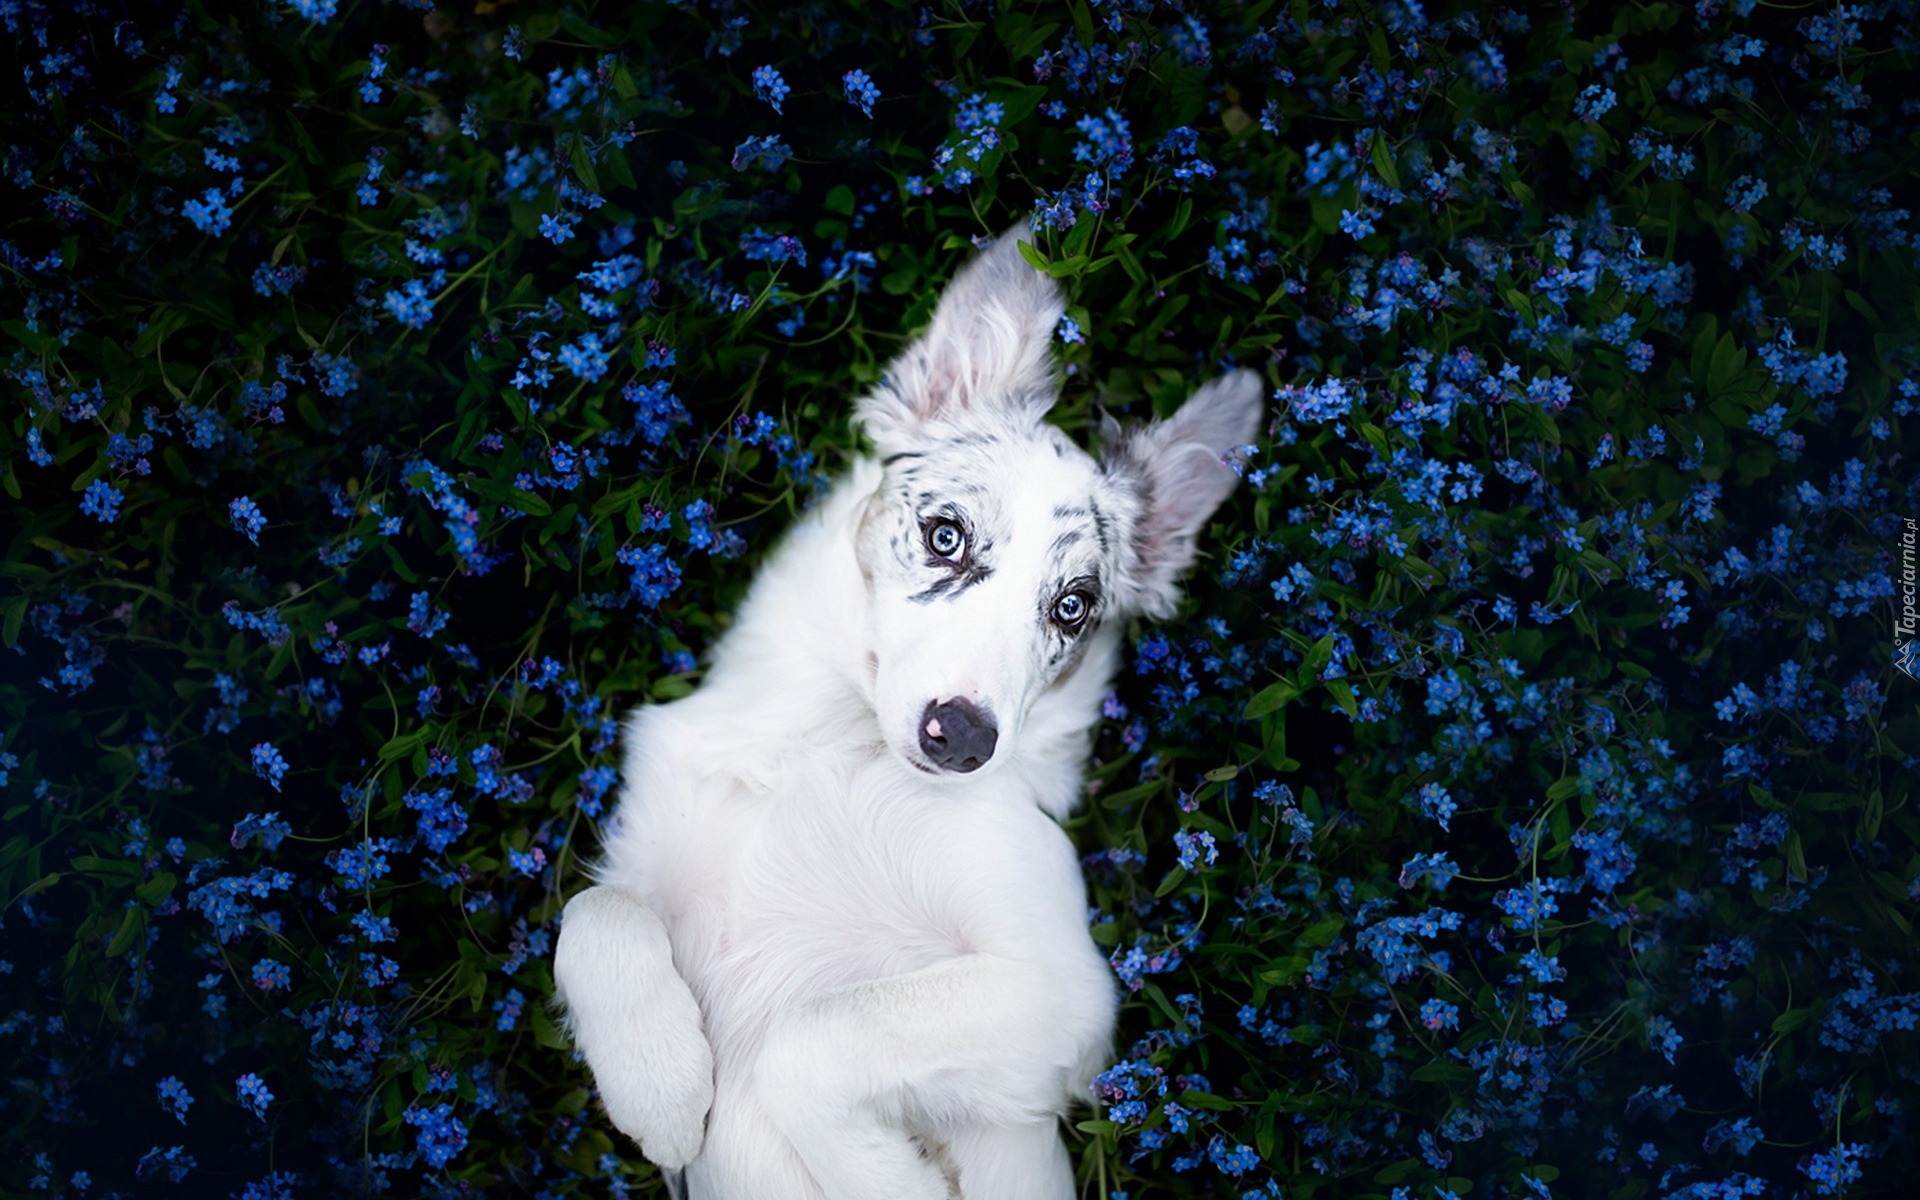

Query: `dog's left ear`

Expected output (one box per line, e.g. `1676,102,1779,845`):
859,224,1064,453
1106,369,1265,620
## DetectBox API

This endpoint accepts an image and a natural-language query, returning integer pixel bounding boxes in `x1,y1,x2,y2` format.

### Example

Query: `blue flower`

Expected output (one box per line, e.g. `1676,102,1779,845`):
843,68,879,117
1573,84,1617,122
731,134,790,172
285,0,337,23
311,350,359,397
752,64,790,113
404,787,469,853
230,496,266,543
404,1103,468,1168
576,765,619,818
251,261,306,296
740,227,807,268
182,186,234,236
616,543,682,607
154,65,181,114
80,478,123,522
557,331,612,382
1518,949,1565,983
1399,851,1459,891
1173,828,1218,871
231,811,291,851
383,279,435,329
1419,998,1460,1030
578,253,644,293
1339,206,1379,239
135,1146,195,1183
1800,1143,1870,1195
1725,174,1768,212
1494,882,1561,930
350,911,395,943
157,1076,193,1124
1073,107,1134,177
1646,1014,1684,1063
235,1073,273,1120
250,743,289,791
406,591,448,638
544,66,598,117
493,987,526,1029
325,839,398,888
538,211,579,244
250,957,291,991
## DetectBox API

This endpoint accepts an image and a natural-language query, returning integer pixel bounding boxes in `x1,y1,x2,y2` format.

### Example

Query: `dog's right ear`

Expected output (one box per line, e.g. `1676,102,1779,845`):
1104,369,1265,620
858,224,1064,454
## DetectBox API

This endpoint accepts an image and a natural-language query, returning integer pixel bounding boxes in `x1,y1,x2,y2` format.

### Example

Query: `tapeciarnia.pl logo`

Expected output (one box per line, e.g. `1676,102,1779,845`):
1899,517,1917,680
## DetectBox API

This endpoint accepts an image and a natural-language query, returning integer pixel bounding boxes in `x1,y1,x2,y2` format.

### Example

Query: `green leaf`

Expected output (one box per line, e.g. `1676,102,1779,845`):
1,594,26,648
135,871,177,907
1771,1006,1815,1034
71,855,141,881
1784,829,1808,882
378,729,430,762
1179,1089,1237,1112
1244,678,1299,719
1368,131,1401,191
1707,331,1747,393
531,999,569,1049
1410,1059,1472,1083
1298,633,1337,683
11,872,61,904
104,907,146,958
1258,955,1307,985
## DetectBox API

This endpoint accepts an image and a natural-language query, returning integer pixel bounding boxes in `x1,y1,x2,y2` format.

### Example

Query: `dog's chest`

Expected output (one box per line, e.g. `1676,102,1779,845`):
648,757,1072,1048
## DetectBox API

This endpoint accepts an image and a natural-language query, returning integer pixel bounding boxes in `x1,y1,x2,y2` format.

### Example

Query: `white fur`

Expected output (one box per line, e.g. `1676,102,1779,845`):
553,228,1262,1199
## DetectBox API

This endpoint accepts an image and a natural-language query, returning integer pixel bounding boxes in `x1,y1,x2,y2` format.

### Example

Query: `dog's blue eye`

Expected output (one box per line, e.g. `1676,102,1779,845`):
1052,591,1089,627
926,520,965,561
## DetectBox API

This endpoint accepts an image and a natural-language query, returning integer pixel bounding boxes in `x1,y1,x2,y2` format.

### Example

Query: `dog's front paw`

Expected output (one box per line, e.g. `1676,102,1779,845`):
597,1050,713,1169
554,887,716,1169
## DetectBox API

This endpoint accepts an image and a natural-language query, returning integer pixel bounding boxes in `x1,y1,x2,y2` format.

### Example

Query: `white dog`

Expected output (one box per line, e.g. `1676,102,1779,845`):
553,226,1262,1199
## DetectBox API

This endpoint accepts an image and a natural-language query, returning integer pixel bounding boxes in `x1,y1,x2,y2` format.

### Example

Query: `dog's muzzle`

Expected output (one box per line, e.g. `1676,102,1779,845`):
918,698,998,773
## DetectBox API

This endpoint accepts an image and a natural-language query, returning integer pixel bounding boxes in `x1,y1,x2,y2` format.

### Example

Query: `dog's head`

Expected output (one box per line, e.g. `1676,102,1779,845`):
853,227,1263,778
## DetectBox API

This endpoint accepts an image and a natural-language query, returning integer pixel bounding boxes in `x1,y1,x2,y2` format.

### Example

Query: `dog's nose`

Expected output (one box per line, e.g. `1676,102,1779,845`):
918,699,998,773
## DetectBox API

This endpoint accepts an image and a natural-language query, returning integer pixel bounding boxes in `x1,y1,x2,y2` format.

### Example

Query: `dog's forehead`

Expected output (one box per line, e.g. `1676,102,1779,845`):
893,424,1111,523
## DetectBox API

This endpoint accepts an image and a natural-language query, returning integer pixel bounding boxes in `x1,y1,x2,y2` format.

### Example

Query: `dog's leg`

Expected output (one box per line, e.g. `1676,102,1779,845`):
753,954,1090,1200
688,1074,831,1200
943,1119,1074,1200
554,885,714,1168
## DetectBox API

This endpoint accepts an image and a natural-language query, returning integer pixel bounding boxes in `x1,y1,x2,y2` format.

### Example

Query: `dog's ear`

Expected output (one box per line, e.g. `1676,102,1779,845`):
858,224,1063,452
1105,369,1265,619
